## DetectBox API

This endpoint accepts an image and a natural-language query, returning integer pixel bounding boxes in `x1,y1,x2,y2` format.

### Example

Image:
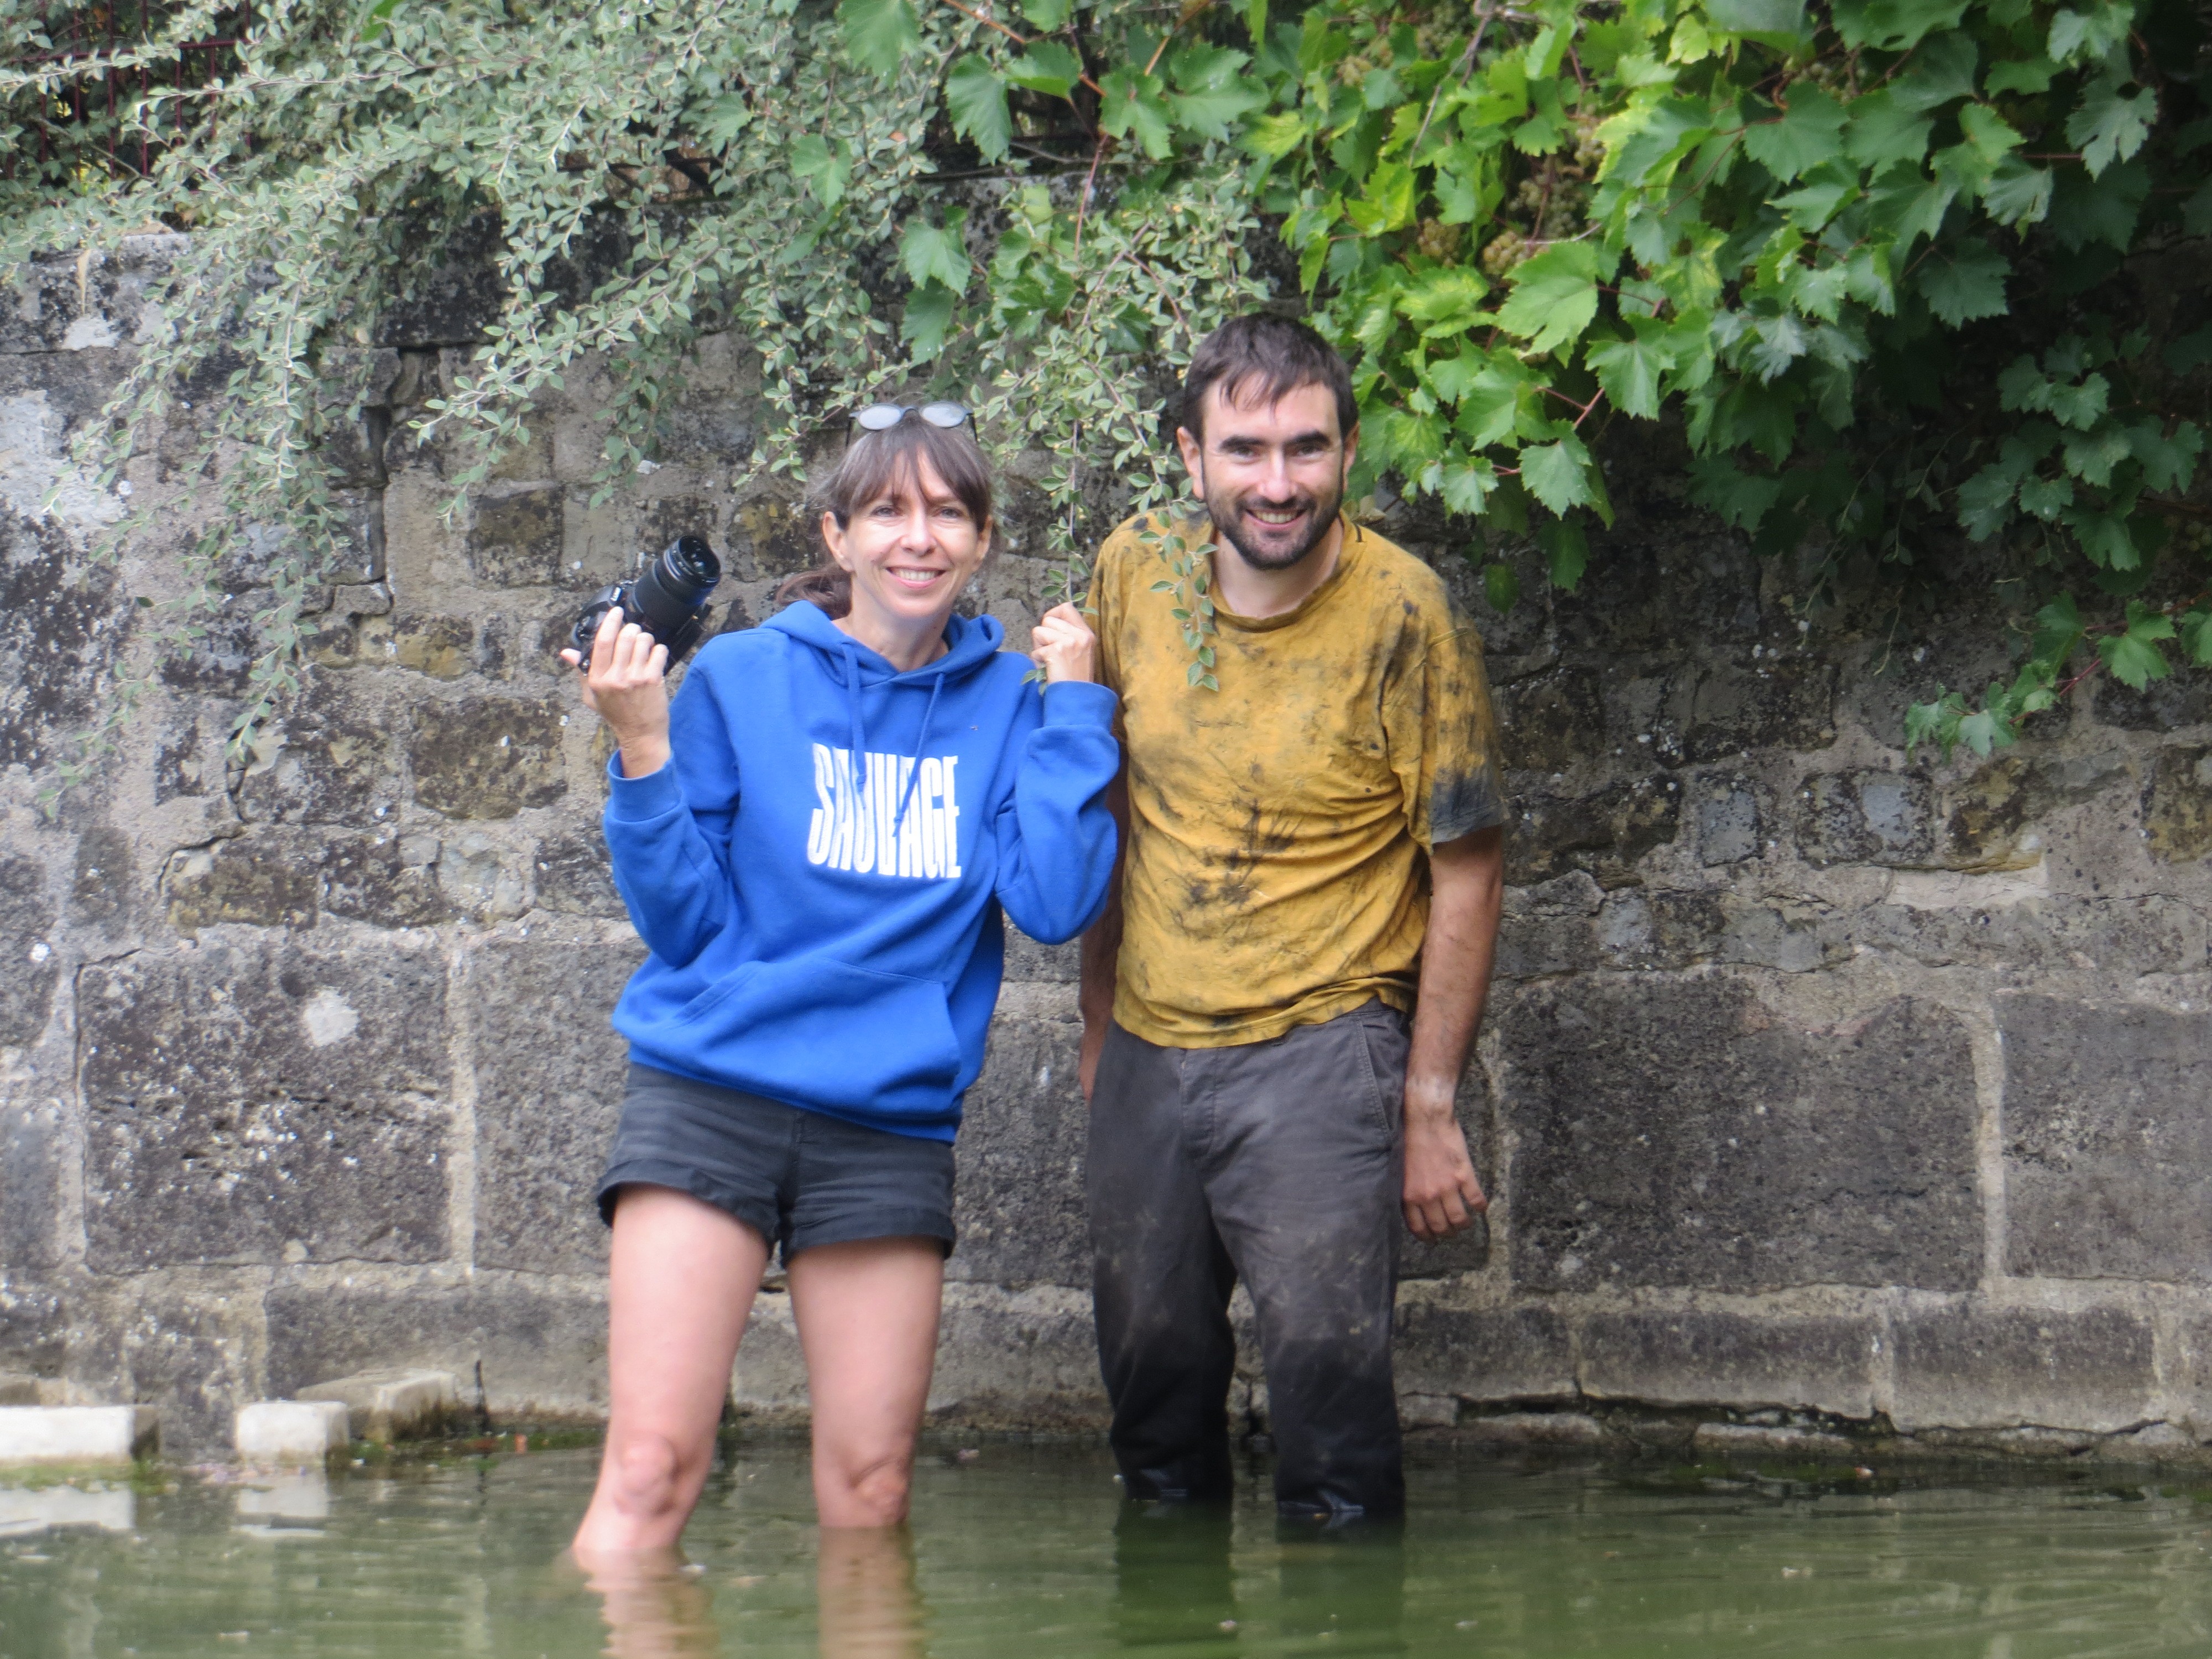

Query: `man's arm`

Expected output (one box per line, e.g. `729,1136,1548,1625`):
1401,825,1504,1240
1077,767,1129,1103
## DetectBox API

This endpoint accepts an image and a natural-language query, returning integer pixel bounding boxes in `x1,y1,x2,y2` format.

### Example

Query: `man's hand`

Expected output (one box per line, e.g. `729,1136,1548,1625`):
560,606,672,779
1031,602,1097,684
1401,1075,1485,1241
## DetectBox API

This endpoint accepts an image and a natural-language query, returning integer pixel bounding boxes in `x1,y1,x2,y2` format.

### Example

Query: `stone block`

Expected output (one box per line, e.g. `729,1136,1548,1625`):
950,984,1088,1288
0,1103,64,1270
264,1281,608,1419
373,214,505,348
1692,1422,1855,1460
1578,1311,1877,1418
298,1369,457,1444
79,943,451,1269
236,679,405,827
465,941,639,1275
1392,1305,1574,1403
1697,780,1762,865
1499,667,1605,771
68,825,138,928
0,1286,65,1377
409,695,568,818
236,1400,349,1464
163,834,320,933
1850,894,2206,973
356,612,477,678
728,498,817,582
71,1282,264,1459
0,852,60,1047
0,1376,36,1405
2142,747,2212,863
1999,995,2212,1283
322,833,453,928
1459,1410,1606,1448
1794,769,1935,867
1398,1392,1459,1428
927,1285,1107,1428
1000,932,1080,983
438,832,530,920
1507,776,1682,886
2094,676,2212,732
1683,660,1835,762
0,507,125,771
729,1293,806,1413
2166,1316,2212,1437
1502,980,1981,1292
1891,1306,2155,1433
532,831,625,917
1945,750,2130,870
0,1405,156,1465
1496,873,1605,978
1594,887,1729,971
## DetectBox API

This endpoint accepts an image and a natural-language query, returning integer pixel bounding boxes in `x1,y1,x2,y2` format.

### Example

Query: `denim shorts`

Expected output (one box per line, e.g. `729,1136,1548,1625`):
596,1064,957,1262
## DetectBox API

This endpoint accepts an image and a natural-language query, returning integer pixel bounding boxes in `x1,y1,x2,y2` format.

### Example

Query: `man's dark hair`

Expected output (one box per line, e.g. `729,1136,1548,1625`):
1180,314,1358,446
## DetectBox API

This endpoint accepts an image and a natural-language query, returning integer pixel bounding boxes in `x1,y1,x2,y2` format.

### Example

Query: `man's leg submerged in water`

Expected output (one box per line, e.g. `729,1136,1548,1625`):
1088,1022,1240,1503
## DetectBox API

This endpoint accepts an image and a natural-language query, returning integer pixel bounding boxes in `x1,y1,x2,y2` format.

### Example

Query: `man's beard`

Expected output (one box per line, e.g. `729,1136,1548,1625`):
1204,476,1343,572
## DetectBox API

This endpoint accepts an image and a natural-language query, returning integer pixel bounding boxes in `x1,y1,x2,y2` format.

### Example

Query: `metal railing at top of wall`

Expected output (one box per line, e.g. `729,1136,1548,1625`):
3,0,251,194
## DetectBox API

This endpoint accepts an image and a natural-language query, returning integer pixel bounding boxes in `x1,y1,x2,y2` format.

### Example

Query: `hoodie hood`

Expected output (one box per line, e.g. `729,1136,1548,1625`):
766,604,1008,842
765,601,1007,685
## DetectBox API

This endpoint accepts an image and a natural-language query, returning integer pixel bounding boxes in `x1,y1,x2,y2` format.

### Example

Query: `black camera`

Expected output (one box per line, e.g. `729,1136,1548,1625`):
567,535,723,671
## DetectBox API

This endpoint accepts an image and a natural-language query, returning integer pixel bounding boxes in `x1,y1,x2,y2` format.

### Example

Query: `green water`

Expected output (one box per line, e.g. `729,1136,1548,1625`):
4,1438,2211,1657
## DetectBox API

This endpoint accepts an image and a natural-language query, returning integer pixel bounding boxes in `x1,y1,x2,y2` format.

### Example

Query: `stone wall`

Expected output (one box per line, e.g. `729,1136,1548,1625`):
4,243,2210,1463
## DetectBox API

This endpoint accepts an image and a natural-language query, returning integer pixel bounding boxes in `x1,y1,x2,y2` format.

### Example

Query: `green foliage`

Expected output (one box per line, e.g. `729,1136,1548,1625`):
4,0,2210,765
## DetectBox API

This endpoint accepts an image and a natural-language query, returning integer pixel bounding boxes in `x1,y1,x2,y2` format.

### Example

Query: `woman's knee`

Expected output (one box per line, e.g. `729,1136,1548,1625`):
609,1432,694,1518
822,1446,914,1526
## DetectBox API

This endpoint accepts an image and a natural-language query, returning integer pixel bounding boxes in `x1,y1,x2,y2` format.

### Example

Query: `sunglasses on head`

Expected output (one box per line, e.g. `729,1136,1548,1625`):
851,401,973,432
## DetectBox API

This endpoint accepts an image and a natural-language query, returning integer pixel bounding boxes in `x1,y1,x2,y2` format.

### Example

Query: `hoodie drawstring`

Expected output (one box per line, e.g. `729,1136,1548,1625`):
838,637,945,847
892,671,945,842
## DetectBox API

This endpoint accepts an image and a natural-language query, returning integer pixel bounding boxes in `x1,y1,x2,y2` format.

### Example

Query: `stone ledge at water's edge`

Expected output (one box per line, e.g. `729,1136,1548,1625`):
1,241,2209,1461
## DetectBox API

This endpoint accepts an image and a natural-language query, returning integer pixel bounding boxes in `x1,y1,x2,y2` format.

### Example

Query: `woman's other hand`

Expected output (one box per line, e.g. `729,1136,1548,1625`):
561,607,672,778
1030,602,1097,685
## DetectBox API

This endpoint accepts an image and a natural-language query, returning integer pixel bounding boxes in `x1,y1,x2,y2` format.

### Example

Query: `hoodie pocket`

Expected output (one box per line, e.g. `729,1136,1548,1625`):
670,957,963,1121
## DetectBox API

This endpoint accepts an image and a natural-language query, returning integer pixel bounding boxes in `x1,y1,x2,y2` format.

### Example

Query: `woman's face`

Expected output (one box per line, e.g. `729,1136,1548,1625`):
821,456,992,637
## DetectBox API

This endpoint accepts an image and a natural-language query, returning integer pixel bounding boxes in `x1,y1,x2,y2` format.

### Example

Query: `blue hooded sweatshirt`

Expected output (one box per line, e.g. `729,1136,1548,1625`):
600,601,1120,1142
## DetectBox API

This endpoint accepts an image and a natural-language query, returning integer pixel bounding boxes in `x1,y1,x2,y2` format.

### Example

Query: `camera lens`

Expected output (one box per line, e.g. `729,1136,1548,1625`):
663,535,719,588
630,536,722,633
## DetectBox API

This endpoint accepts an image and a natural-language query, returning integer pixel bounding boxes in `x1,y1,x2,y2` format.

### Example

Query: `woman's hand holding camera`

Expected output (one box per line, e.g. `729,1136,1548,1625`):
1030,603,1098,685
561,606,672,779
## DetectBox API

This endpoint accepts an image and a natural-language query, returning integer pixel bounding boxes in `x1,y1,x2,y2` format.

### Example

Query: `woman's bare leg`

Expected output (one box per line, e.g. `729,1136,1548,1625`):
572,1185,769,1554
787,1238,944,1528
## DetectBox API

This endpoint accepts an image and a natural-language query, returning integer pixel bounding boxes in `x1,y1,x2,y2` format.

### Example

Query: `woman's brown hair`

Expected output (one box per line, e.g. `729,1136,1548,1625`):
776,416,995,618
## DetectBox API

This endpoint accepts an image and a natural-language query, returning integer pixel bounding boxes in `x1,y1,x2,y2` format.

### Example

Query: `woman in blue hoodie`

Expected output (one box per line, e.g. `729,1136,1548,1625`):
564,408,1118,1551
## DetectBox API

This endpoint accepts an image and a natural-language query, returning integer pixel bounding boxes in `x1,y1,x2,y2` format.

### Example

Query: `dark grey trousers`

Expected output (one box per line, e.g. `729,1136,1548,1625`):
1087,1002,1408,1518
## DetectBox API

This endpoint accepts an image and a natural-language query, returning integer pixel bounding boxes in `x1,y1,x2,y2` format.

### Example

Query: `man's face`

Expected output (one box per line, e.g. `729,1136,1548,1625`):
1176,379,1357,572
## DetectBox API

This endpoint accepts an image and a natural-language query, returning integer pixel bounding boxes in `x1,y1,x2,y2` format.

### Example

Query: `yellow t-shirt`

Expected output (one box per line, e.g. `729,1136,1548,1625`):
1087,514,1506,1048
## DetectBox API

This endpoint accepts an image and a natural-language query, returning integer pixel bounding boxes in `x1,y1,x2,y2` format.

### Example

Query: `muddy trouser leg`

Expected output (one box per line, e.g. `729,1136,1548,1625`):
1197,1004,1407,1520
1088,1021,1238,1503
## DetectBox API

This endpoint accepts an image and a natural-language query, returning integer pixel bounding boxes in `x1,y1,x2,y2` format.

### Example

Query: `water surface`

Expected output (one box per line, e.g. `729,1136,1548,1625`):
3,1437,2210,1656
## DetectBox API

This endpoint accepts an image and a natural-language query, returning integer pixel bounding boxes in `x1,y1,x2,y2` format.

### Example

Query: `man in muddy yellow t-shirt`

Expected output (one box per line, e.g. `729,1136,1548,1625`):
1078,314,1506,1521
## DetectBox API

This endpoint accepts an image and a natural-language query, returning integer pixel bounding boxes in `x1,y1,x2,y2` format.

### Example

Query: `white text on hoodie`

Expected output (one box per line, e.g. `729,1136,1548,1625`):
805,743,963,879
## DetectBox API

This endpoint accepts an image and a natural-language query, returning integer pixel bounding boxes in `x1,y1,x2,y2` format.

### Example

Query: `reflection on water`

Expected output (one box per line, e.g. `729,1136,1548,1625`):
816,1527,922,1659
3,1442,2212,1657
0,1479,132,1536
576,1548,723,1659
